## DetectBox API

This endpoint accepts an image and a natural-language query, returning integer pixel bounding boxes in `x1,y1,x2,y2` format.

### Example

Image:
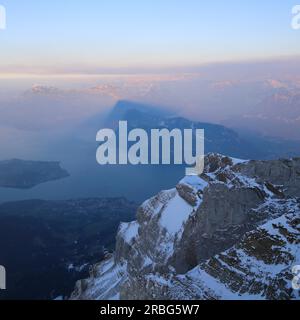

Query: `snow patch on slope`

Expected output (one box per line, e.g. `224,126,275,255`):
160,193,193,235
119,221,139,244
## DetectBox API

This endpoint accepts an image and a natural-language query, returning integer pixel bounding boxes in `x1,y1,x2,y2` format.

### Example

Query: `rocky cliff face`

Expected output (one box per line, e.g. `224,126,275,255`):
71,154,300,300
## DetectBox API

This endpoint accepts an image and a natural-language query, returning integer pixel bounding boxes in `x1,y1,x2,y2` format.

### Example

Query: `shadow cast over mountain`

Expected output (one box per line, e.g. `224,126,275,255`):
94,100,300,160
6,100,299,205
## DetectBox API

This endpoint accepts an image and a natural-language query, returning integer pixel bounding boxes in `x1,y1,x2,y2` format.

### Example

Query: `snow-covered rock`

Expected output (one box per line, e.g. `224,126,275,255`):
71,154,300,300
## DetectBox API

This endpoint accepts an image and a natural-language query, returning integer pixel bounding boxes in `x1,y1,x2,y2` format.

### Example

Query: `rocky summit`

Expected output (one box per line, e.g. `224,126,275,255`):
71,154,300,300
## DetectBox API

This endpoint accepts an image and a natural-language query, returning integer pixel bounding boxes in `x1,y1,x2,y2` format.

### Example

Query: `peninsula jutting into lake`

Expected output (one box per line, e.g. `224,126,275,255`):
0,159,69,189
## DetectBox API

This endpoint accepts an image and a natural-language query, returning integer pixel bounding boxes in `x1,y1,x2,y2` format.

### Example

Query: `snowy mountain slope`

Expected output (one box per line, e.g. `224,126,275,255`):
71,154,300,300
123,201,299,300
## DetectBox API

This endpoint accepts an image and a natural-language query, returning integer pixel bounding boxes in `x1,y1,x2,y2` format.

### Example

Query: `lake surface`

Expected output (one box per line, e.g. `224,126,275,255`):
0,137,185,203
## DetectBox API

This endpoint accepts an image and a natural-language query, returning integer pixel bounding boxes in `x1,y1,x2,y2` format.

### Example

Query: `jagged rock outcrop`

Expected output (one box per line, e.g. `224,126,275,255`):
71,154,300,300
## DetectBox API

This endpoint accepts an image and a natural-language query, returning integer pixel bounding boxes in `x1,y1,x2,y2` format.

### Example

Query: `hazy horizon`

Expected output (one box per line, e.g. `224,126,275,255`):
1,0,300,303
1,0,300,74
1,0,300,201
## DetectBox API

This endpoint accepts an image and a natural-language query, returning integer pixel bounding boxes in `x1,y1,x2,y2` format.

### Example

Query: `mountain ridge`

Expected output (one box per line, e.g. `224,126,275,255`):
71,153,300,300
103,100,300,160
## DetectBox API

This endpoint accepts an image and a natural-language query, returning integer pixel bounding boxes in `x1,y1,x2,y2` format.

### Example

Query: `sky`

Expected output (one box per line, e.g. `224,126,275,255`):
0,0,300,74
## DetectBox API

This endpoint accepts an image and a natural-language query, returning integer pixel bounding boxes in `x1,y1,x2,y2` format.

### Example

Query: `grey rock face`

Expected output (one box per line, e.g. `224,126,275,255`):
129,201,300,300
237,158,300,198
176,183,199,207
71,154,300,300
172,184,264,273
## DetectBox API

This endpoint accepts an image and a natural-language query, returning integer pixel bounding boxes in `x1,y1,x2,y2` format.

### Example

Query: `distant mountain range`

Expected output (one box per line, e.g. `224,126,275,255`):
222,82,300,140
1,100,299,203
103,100,300,160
